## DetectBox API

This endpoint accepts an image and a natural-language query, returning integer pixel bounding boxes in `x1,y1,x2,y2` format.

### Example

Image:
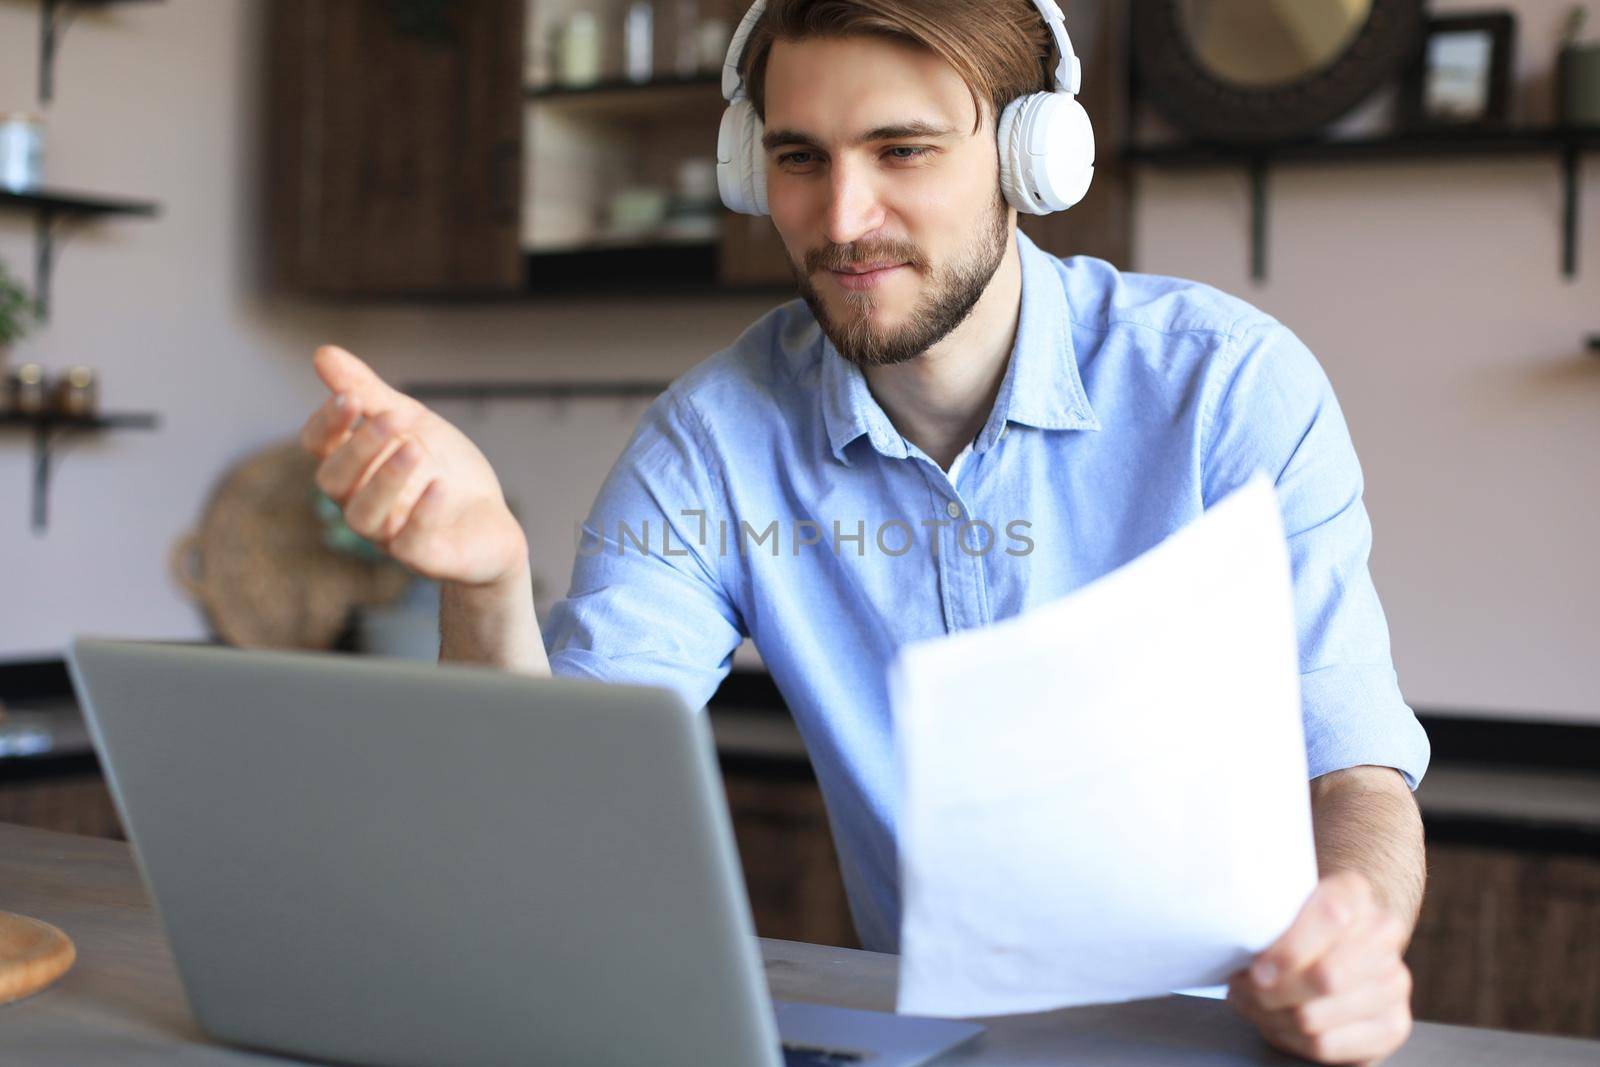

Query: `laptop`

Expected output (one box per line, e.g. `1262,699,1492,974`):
66,638,983,1067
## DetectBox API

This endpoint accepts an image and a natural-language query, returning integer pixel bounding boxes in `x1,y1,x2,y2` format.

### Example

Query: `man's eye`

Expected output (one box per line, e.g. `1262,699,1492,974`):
779,152,817,166
886,146,931,161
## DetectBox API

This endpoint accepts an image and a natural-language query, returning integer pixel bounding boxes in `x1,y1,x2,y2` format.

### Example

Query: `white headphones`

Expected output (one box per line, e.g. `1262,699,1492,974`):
715,0,1096,217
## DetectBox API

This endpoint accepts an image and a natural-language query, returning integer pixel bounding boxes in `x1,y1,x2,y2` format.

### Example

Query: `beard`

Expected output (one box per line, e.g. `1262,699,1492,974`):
792,190,1011,369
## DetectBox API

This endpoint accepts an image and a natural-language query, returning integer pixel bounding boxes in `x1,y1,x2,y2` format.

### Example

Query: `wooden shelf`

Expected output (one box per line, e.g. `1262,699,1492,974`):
526,73,720,99
403,381,670,403
0,188,159,218
0,411,158,430
1124,125,1600,167
0,188,160,321
1124,125,1600,281
522,240,792,299
525,75,724,120
0,410,159,533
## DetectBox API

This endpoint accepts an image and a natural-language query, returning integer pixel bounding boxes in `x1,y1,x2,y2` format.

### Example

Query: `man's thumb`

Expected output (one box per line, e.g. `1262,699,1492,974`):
313,345,393,407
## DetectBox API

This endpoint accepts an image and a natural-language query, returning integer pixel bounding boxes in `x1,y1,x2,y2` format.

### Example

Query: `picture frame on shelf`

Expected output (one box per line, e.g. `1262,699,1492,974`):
1399,12,1518,132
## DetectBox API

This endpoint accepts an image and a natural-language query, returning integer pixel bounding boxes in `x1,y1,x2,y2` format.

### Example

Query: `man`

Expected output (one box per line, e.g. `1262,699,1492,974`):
299,2,1427,1062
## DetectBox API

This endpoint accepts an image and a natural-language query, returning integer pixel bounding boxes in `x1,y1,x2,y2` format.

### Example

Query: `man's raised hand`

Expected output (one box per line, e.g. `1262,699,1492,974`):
298,345,528,589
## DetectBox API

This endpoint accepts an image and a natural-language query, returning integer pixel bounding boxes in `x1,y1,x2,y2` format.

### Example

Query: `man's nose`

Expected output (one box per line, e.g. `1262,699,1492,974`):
823,162,887,248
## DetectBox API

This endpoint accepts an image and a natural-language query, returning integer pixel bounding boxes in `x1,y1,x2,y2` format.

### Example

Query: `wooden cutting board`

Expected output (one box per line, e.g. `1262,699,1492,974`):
0,911,75,1007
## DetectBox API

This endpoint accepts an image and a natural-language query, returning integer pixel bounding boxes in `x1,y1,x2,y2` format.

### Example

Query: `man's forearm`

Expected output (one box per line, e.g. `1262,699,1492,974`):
438,559,552,677
1309,764,1426,932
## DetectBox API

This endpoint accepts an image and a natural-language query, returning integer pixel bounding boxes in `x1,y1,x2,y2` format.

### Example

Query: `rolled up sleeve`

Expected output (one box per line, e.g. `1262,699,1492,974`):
542,390,745,712
1201,319,1430,789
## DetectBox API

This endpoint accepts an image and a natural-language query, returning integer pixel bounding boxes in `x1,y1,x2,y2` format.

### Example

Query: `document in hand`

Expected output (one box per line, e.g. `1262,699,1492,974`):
890,474,1318,1017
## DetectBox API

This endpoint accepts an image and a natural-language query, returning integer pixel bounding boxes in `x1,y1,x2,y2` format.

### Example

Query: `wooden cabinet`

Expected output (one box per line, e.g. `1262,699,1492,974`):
266,0,526,295
263,0,1130,298
7,758,1600,1038
1407,841,1600,1038
0,767,123,841
723,769,859,948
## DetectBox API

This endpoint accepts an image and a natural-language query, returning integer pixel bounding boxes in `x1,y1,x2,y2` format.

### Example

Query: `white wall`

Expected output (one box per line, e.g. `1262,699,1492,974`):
0,1,767,661
0,0,1592,723
1133,0,1599,721
0,0,343,657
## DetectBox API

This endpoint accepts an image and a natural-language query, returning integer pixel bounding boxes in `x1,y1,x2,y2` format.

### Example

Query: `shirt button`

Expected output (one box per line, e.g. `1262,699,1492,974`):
946,500,962,519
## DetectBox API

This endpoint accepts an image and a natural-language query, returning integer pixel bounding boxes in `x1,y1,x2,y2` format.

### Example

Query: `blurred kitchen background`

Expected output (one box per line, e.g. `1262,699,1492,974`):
0,0,1597,1041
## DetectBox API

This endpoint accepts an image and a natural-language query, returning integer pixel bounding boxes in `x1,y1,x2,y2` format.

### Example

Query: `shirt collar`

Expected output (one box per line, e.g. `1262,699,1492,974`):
818,229,1100,467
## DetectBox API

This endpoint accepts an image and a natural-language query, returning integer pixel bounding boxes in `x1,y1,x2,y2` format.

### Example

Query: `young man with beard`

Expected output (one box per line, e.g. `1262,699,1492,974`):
300,1,1427,1061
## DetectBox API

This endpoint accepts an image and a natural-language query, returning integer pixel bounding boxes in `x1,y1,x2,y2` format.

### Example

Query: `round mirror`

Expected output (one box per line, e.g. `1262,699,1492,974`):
1180,0,1374,89
1134,0,1423,143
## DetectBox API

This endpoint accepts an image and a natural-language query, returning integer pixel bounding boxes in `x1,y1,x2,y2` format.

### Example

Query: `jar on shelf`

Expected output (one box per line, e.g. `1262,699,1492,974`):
0,113,45,192
623,1,654,83
51,365,98,418
554,10,602,88
5,362,47,416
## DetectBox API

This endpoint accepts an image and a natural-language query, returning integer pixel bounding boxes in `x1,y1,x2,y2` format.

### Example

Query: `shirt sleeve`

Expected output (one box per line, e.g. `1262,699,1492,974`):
541,389,746,712
1200,318,1430,789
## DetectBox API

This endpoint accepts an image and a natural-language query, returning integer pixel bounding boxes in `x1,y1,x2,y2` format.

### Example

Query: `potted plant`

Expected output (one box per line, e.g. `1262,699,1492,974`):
0,259,35,365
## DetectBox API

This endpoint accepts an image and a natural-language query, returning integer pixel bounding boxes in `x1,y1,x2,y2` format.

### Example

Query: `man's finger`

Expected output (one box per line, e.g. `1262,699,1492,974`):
1255,909,1398,1010
344,440,427,544
1296,1006,1412,1066
1249,873,1374,998
316,412,404,503
1289,962,1412,1038
313,345,397,410
388,480,453,574
299,392,359,458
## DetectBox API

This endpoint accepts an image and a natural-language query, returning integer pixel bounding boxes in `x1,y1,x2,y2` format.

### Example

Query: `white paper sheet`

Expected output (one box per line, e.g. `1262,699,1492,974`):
891,474,1318,1017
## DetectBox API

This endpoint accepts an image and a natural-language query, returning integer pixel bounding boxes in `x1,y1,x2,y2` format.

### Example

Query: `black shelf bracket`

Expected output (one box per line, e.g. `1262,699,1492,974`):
38,0,160,104
0,190,160,322
33,208,63,321
1,413,159,534
1562,144,1582,279
39,0,70,104
1249,157,1269,284
1125,127,1599,283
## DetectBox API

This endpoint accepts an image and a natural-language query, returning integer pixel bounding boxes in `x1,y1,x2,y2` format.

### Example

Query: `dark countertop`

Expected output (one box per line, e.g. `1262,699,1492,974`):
4,821,1600,1064
5,661,1598,849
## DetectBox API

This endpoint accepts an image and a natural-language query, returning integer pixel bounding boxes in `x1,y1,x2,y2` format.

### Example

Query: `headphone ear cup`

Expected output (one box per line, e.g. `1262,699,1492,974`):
997,97,1040,215
743,104,769,216
999,92,1095,215
717,99,769,216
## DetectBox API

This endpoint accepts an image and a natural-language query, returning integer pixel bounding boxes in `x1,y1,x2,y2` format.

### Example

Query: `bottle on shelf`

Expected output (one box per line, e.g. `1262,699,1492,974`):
554,9,602,88
624,1,655,83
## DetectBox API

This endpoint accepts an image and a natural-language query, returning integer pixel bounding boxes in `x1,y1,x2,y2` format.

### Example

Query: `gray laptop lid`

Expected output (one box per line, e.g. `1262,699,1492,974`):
67,638,783,1067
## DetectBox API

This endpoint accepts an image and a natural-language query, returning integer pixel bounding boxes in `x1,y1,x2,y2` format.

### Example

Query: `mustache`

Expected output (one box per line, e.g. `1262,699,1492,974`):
806,239,929,275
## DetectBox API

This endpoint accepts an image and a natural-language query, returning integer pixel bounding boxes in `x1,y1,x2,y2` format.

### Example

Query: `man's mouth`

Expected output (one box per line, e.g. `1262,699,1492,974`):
825,262,910,292
833,261,906,275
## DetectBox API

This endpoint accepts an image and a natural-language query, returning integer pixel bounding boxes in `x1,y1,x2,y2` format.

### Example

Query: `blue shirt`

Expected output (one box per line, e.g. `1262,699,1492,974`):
542,230,1431,953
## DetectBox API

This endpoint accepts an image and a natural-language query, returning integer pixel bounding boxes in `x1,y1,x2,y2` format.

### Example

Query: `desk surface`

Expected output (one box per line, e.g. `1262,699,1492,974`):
1,822,1596,1066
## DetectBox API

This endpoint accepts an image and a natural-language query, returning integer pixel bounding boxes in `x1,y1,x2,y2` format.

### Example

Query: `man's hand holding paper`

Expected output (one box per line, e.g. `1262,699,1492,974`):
890,475,1362,1033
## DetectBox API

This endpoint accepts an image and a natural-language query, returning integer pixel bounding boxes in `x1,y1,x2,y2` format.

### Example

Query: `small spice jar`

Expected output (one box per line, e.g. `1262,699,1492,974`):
0,113,45,192
52,365,98,418
5,362,47,415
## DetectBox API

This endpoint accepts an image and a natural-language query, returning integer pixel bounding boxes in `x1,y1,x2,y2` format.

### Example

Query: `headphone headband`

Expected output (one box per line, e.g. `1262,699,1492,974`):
721,0,1080,104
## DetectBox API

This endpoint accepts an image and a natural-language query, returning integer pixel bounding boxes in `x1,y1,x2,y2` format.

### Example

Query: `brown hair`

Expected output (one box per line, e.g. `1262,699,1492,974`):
741,0,1057,135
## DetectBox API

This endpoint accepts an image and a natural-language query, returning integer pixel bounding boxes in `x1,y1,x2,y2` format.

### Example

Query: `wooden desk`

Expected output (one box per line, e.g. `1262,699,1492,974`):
1,822,1596,1066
